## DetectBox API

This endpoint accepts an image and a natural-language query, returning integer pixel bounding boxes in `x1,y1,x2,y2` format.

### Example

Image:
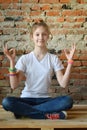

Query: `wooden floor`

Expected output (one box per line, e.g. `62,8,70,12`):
0,105,87,130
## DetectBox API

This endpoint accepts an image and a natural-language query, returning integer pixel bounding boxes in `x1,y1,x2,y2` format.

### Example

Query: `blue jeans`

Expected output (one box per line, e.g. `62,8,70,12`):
2,95,73,119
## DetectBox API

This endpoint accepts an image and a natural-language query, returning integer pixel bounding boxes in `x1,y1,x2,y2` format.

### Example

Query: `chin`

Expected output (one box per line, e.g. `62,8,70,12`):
38,43,45,46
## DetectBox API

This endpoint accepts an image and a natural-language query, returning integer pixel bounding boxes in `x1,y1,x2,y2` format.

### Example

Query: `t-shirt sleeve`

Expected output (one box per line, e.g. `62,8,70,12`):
15,55,26,73
53,55,64,72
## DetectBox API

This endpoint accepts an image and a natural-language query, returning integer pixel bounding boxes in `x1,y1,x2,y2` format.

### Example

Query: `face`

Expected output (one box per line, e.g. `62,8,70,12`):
32,26,49,48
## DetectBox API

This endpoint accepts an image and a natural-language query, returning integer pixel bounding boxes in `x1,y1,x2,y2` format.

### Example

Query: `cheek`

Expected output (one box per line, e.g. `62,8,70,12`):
46,35,49,40
33,36,37,40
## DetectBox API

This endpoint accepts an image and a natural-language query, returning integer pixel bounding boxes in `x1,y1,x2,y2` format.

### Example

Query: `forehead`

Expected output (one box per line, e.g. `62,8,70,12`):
33,26,48,33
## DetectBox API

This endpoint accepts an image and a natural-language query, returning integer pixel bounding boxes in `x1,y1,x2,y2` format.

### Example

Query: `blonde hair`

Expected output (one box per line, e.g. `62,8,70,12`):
30,20,53,39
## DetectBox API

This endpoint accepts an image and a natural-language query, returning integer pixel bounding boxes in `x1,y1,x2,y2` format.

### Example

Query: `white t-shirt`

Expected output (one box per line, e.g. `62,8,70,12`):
15,51,64,98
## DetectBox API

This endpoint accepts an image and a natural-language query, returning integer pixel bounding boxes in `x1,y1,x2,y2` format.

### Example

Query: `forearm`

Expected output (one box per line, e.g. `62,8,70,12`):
61,63,72,88
9,60,19,90
57,44,76,88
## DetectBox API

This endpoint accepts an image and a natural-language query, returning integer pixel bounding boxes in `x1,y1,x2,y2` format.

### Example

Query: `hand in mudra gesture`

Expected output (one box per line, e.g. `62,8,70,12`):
64,44,76,60
3,44,16,61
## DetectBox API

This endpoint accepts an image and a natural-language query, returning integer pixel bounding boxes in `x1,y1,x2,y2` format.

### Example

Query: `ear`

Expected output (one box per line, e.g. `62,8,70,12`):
47,34,50,39
30,34,33,40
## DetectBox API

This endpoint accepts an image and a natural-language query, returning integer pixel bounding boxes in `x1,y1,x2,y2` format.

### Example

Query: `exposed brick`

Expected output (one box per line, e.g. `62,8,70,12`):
6,11,22,16
80,68,87,73
15,23,27,28
59,0,70,3
12,0,19,2
0,62,2,67
22,0,38,3
73,54,79,60
0,55,4,61
51,29,71,35
46,11,59,16
75,17,85,22
0,17,4,22
62,10,73,16
62,10,87,16
0,74,5,80
77,0,85,4
12,3,21,10
0,68,8,75
0,0,19,3
76,29,86,34
73,10,83,16
0,4,9,10
79,55,87,60
52,5,61,10
2,61,10,67
70,74,87,79
3,28,16,35
24,18,32,22
57,17,65,22
39,0,59,3
71,68,80,73
65,17,75,22
82,61,87,66
0,12,2,16
0,0,12,3
74,79,87,86
81,50,87,54
46,18,56,23
73,61,82,67
30,11,41,16
58,53,66,60
41,5,51,11
31,5,41,11
71,93,82,100
0,30,3,35
0,80,9,87
73,24,82,28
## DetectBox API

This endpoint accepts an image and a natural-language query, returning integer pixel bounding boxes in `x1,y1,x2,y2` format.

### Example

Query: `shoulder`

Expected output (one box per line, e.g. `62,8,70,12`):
47,52,63,66
19,51,33,60
47,52,59,60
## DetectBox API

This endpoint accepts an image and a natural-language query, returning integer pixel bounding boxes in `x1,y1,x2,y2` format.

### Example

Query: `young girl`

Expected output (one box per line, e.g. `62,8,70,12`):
2,20,76,120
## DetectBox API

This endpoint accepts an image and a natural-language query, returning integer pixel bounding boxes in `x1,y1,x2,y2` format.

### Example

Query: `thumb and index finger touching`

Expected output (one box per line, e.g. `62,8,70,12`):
3,43,16,60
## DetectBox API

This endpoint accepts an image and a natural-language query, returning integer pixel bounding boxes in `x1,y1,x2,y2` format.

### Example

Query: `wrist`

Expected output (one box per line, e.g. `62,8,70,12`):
10,60,15,68
67,59,74,64
8,67,17,76
9,67,16,72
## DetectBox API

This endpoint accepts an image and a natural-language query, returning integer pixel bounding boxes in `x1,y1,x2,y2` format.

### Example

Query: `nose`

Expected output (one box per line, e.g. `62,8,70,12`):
39,34,43,39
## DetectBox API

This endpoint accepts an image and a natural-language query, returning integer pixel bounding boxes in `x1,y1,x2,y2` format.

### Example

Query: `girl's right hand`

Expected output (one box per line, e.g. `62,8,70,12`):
3,44,16,62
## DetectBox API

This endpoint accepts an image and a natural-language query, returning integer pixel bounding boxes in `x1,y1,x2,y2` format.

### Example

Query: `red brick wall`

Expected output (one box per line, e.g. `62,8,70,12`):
0,0,87,104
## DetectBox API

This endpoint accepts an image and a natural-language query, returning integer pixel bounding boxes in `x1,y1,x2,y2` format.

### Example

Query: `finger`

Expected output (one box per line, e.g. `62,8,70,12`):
9,48,14,52
3,43,6,48
63,49,67,54
64,49,69,55
13,48,16,55
72,44,76,52
3,43,6,50
3,43,8,51
9,48,16,56
73,43,76,49
71,44,76,51
9,48,15,52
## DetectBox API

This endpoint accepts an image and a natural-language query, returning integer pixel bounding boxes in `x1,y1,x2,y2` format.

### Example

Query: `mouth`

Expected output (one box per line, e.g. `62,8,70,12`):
38,40,44,42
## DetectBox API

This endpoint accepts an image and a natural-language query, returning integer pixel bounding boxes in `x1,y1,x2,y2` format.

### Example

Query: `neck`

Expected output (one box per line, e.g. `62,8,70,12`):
33,46,48,56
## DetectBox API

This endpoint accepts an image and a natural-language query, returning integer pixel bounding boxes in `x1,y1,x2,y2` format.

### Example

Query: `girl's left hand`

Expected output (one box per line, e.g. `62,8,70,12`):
64,43,76,60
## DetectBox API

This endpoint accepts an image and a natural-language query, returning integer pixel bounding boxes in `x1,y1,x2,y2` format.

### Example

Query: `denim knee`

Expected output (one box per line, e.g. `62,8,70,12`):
65,95,73,108
2,97,13,111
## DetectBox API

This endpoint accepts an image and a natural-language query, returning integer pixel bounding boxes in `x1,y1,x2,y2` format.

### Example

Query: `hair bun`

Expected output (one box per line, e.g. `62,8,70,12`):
34,19,44,24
